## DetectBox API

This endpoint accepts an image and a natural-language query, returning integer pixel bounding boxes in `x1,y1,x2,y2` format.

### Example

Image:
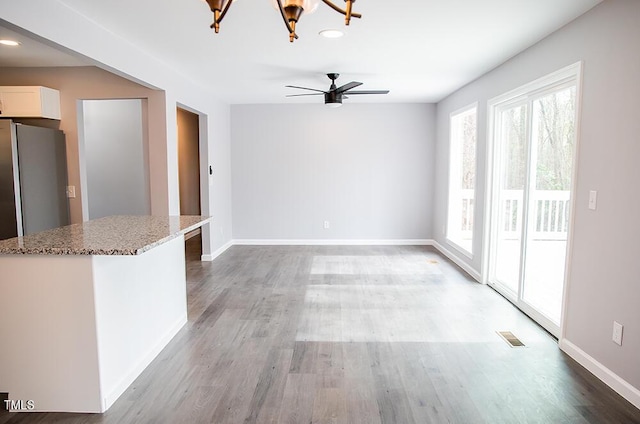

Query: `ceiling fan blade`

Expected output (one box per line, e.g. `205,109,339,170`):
336,81,363,93
285,93,325,97
285,85,326,93
344,90,390,95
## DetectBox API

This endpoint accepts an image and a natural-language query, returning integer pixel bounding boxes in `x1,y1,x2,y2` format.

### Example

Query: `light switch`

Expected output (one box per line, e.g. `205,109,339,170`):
612,321,623,346
588,190,597,210
66,186,76,198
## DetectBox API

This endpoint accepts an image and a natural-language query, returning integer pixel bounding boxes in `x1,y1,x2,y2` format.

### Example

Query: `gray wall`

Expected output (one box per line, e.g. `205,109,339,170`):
231,104,435,241
434,0,640,391
81,99,150,219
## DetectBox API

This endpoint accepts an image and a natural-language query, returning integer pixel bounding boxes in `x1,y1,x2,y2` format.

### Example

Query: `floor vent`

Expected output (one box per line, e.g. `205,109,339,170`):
497,331,525,347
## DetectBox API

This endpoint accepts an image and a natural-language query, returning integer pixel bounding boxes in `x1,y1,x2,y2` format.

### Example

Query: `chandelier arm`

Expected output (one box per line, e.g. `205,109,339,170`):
217,0,234,23
320,0,362,19
275,0,298,41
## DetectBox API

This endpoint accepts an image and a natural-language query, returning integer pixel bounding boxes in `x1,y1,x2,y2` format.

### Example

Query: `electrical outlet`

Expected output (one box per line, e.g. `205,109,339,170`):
323,220,330,229
612,321,623,346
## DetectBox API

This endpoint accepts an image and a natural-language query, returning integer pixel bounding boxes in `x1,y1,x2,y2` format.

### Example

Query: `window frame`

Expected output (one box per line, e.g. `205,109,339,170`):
446,102,478,258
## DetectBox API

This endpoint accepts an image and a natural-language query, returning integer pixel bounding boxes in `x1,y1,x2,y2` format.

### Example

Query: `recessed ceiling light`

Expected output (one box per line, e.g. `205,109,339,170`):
0,39,21,47
319,29,344,39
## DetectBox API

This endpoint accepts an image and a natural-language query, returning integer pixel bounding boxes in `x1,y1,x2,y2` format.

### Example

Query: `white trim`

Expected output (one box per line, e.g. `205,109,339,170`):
481,93,497,284
559,61,584,341
432,241,482,282
487,62,583,107
450,101,479,119
102,314,187,411
443,239,474,260
232,239,434,246
559,339,640,410
201,240,233,261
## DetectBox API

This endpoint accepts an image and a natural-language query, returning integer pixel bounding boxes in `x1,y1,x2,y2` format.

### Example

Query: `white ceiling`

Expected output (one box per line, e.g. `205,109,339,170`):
0,25,87,68
1,0,602,104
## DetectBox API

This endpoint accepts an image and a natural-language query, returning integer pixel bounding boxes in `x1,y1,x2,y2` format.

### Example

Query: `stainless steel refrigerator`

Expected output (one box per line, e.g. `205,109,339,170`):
0,120,70,240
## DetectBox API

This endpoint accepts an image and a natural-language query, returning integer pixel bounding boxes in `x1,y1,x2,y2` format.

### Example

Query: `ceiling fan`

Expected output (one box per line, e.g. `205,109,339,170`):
286,73,390,107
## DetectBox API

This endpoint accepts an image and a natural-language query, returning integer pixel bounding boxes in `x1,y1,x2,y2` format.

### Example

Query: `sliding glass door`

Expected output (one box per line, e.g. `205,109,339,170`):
492,103,527,296
488,67,579,337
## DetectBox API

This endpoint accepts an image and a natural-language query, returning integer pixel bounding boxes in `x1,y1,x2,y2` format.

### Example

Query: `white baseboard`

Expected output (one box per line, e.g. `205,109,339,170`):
559,338,640,410
102,314,187,411
232,239,434,246
432,241,482,282
201,240,233,262
201,239,434,261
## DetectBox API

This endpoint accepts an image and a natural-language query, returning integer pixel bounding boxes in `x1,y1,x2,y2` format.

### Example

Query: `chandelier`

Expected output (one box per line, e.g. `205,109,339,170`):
204,0,361,42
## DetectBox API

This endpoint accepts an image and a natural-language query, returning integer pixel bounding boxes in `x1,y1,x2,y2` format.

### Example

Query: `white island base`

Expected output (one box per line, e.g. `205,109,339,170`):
0,235,188,413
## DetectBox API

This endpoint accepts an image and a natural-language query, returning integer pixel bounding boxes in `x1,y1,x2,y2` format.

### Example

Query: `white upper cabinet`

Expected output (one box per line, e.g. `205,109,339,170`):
0,86,61,120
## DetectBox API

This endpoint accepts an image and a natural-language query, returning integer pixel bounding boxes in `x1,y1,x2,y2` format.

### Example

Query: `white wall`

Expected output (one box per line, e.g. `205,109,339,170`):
0,1,234,257
434,0,640,400
231,104,435,241
82,99,150,219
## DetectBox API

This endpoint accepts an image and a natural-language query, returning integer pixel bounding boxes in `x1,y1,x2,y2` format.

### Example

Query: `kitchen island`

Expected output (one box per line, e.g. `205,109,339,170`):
0,215,211,413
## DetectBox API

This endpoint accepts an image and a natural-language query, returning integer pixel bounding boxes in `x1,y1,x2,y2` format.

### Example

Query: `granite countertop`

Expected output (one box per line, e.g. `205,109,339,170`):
0,215,212,256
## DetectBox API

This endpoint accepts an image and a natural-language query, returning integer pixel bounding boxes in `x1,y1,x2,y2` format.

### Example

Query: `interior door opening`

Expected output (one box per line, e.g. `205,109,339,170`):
177,107,202,241
80,98,150,220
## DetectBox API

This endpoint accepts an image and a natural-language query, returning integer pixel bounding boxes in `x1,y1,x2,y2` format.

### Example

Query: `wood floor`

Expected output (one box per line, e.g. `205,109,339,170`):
2,239,640,423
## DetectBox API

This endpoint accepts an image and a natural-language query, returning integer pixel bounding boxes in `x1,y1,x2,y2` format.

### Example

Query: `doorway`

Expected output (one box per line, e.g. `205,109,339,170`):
177,107,201,238
80,99,150,220
486,65,580,337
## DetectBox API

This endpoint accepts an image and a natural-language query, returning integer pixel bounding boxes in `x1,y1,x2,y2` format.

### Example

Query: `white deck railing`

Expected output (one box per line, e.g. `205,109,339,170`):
460,189,570,241
530,190,571,239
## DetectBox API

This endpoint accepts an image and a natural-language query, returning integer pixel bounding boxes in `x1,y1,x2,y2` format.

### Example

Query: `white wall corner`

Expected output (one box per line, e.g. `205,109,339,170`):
432,240,482,282
559,338,640,410
202,240,233,261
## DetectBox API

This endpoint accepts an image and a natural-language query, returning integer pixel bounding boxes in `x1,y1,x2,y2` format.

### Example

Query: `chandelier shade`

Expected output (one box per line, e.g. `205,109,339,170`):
270,0,320,15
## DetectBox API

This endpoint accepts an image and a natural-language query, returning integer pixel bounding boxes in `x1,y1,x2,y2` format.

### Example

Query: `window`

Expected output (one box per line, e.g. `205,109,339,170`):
447,104,477,255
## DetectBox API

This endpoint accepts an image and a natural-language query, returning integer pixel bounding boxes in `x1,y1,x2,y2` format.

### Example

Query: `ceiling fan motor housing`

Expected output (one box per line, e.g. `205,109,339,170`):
325,91,343,105
285,72,388,105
